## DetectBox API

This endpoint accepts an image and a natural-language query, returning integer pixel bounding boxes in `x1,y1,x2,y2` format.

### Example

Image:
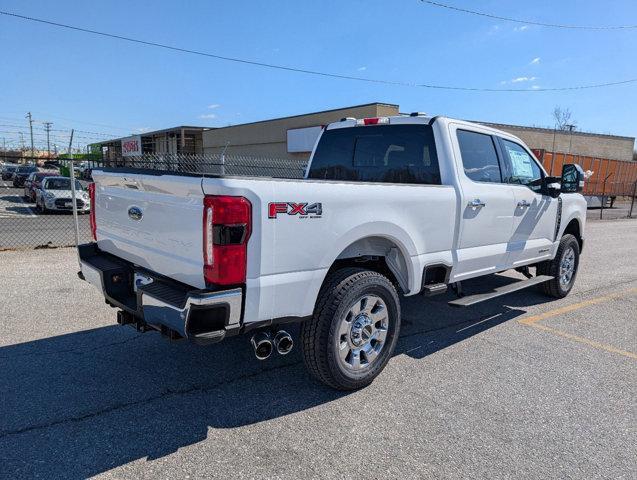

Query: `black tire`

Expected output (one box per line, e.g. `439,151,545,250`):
537,234,580,298
300,268,401,390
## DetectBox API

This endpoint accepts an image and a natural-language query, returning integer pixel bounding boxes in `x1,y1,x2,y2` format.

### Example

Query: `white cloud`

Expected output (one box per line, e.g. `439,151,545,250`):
134,127,150,133
357,66,367,71
514,25,529,32
487,25,501,35
511,76,538,83
199,113,217,119
207,104,221,109
531,85,541,90
530,57,541,65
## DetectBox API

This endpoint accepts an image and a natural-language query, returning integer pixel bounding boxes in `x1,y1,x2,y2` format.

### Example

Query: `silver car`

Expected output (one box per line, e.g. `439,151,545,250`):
35,176,91,214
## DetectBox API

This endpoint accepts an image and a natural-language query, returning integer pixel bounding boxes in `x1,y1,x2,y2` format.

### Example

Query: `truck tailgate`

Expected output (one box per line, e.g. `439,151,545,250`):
92,171,206,289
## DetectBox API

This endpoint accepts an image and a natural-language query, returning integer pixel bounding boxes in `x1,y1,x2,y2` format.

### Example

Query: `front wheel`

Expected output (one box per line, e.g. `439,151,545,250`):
300,268,401,390
537,234,580,298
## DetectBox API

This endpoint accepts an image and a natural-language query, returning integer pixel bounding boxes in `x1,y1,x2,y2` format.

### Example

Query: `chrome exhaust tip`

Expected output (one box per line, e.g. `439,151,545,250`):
273,330,293,355
251,332,273,360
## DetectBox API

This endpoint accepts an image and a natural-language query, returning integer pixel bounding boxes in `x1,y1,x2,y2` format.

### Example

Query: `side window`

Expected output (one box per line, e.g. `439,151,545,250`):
456,130,502,183
500,139,542,192
309,124,441,185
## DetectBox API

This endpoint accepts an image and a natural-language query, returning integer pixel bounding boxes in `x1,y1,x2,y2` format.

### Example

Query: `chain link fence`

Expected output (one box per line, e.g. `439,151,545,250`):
1,153,307,250
2,150,636,250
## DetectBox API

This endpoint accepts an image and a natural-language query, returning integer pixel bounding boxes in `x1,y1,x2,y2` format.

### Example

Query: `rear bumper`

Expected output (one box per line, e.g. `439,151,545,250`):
78,243,243,345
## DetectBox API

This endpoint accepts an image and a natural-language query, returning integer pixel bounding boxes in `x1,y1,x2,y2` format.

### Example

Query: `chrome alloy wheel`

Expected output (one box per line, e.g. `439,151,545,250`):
559,246,576,286
336,295,389,371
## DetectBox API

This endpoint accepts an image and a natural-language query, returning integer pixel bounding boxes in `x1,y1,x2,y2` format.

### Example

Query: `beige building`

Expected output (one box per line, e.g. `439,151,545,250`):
203,103,400,160
93,103,634,164
203,103,635,162
478,122,635,162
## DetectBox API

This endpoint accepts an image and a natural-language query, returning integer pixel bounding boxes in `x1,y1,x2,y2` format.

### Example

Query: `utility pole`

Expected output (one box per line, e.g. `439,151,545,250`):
43,122,53,158
564,124,576,154
26,112,35,161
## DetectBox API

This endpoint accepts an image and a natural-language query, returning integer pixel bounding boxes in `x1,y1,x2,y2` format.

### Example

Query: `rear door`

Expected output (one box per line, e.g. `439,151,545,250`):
93,171,206,288
450,125,516,281
497,138,557,266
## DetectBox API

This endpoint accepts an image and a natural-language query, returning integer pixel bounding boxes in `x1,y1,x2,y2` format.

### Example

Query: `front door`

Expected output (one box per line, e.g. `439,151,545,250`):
450,125,516,281
498,138,557,266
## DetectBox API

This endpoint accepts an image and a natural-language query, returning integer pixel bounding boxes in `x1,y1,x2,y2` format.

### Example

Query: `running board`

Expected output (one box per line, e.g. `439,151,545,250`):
448,275,553,308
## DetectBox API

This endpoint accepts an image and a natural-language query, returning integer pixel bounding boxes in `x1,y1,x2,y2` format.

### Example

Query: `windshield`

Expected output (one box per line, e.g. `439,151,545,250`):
17,166,36,173
4,165,18,171
45,178,83,190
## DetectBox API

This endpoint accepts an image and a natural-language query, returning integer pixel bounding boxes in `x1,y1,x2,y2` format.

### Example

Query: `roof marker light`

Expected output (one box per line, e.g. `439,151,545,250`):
357,117,390,126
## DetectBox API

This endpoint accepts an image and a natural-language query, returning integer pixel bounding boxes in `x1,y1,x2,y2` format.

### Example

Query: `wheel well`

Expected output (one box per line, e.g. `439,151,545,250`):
328,236,409,293
563,219,583,250
328,257,402,292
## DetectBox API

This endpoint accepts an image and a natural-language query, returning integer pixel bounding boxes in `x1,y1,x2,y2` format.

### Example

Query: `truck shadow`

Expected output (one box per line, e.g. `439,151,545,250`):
0,274,552,479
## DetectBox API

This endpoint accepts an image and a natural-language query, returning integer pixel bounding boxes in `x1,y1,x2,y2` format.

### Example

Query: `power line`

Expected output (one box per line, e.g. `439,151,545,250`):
0,114,129,136
420,1,637,30
1,9,636,92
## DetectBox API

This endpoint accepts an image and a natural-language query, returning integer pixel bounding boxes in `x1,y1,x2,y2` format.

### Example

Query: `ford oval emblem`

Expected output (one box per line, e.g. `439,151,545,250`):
128,206,143,221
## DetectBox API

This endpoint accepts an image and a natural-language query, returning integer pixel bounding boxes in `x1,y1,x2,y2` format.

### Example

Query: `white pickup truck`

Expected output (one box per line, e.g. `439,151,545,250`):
78,114,586,390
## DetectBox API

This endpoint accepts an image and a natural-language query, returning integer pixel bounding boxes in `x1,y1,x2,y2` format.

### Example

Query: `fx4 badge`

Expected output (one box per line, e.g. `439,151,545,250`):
268,202,322,219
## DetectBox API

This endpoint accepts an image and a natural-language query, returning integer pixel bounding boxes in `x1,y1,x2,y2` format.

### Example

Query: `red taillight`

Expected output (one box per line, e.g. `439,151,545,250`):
88,182,97,241
203,195,252,286
363,117,380,125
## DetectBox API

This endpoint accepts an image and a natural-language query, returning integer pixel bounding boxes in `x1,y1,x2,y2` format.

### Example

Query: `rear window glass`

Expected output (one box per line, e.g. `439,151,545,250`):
308,124,441,185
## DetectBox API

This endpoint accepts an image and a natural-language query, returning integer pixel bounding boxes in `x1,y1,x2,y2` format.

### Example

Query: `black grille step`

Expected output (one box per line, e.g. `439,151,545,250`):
139,281,188,308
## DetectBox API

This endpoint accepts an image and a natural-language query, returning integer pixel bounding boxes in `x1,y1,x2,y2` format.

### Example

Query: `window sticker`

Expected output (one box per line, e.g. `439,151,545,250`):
508,148,534,178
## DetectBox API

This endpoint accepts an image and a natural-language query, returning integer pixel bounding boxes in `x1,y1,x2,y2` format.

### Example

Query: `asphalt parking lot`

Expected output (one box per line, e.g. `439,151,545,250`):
0,219,635,479
0,181,91,249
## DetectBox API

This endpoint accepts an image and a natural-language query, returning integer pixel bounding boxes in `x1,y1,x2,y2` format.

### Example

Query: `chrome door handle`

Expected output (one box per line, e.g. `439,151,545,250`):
468,199,486,209
517,200,531,208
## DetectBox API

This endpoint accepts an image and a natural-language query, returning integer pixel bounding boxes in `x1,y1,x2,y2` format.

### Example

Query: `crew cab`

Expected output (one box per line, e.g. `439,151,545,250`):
77,115,586,390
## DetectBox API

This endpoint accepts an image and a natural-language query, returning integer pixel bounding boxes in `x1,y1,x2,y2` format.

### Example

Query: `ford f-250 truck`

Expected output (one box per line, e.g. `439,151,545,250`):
78,114,586,390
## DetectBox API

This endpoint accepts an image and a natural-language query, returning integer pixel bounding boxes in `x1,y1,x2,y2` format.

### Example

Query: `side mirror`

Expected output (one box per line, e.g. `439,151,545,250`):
561,163,585,194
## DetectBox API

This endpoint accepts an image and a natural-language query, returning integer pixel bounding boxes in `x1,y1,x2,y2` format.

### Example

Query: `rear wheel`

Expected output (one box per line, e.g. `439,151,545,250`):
537,234,580,298
300,268,401,390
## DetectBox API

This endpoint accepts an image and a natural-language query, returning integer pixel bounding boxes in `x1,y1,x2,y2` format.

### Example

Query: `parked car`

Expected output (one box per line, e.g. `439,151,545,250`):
12,165,38,187
1,163,19,180
23,171,59,202
35,176,90,214
78,114,586,390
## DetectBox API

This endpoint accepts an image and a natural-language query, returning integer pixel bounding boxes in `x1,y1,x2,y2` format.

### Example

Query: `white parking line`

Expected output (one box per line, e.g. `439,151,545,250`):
0,185,38,218
16,194,37,218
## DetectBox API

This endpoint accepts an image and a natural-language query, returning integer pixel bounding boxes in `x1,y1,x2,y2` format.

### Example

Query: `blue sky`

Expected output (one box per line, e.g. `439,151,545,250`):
0,0,636,150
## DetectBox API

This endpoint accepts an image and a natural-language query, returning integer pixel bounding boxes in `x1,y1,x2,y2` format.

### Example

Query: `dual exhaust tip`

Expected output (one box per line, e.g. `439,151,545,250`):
251,330,293,360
